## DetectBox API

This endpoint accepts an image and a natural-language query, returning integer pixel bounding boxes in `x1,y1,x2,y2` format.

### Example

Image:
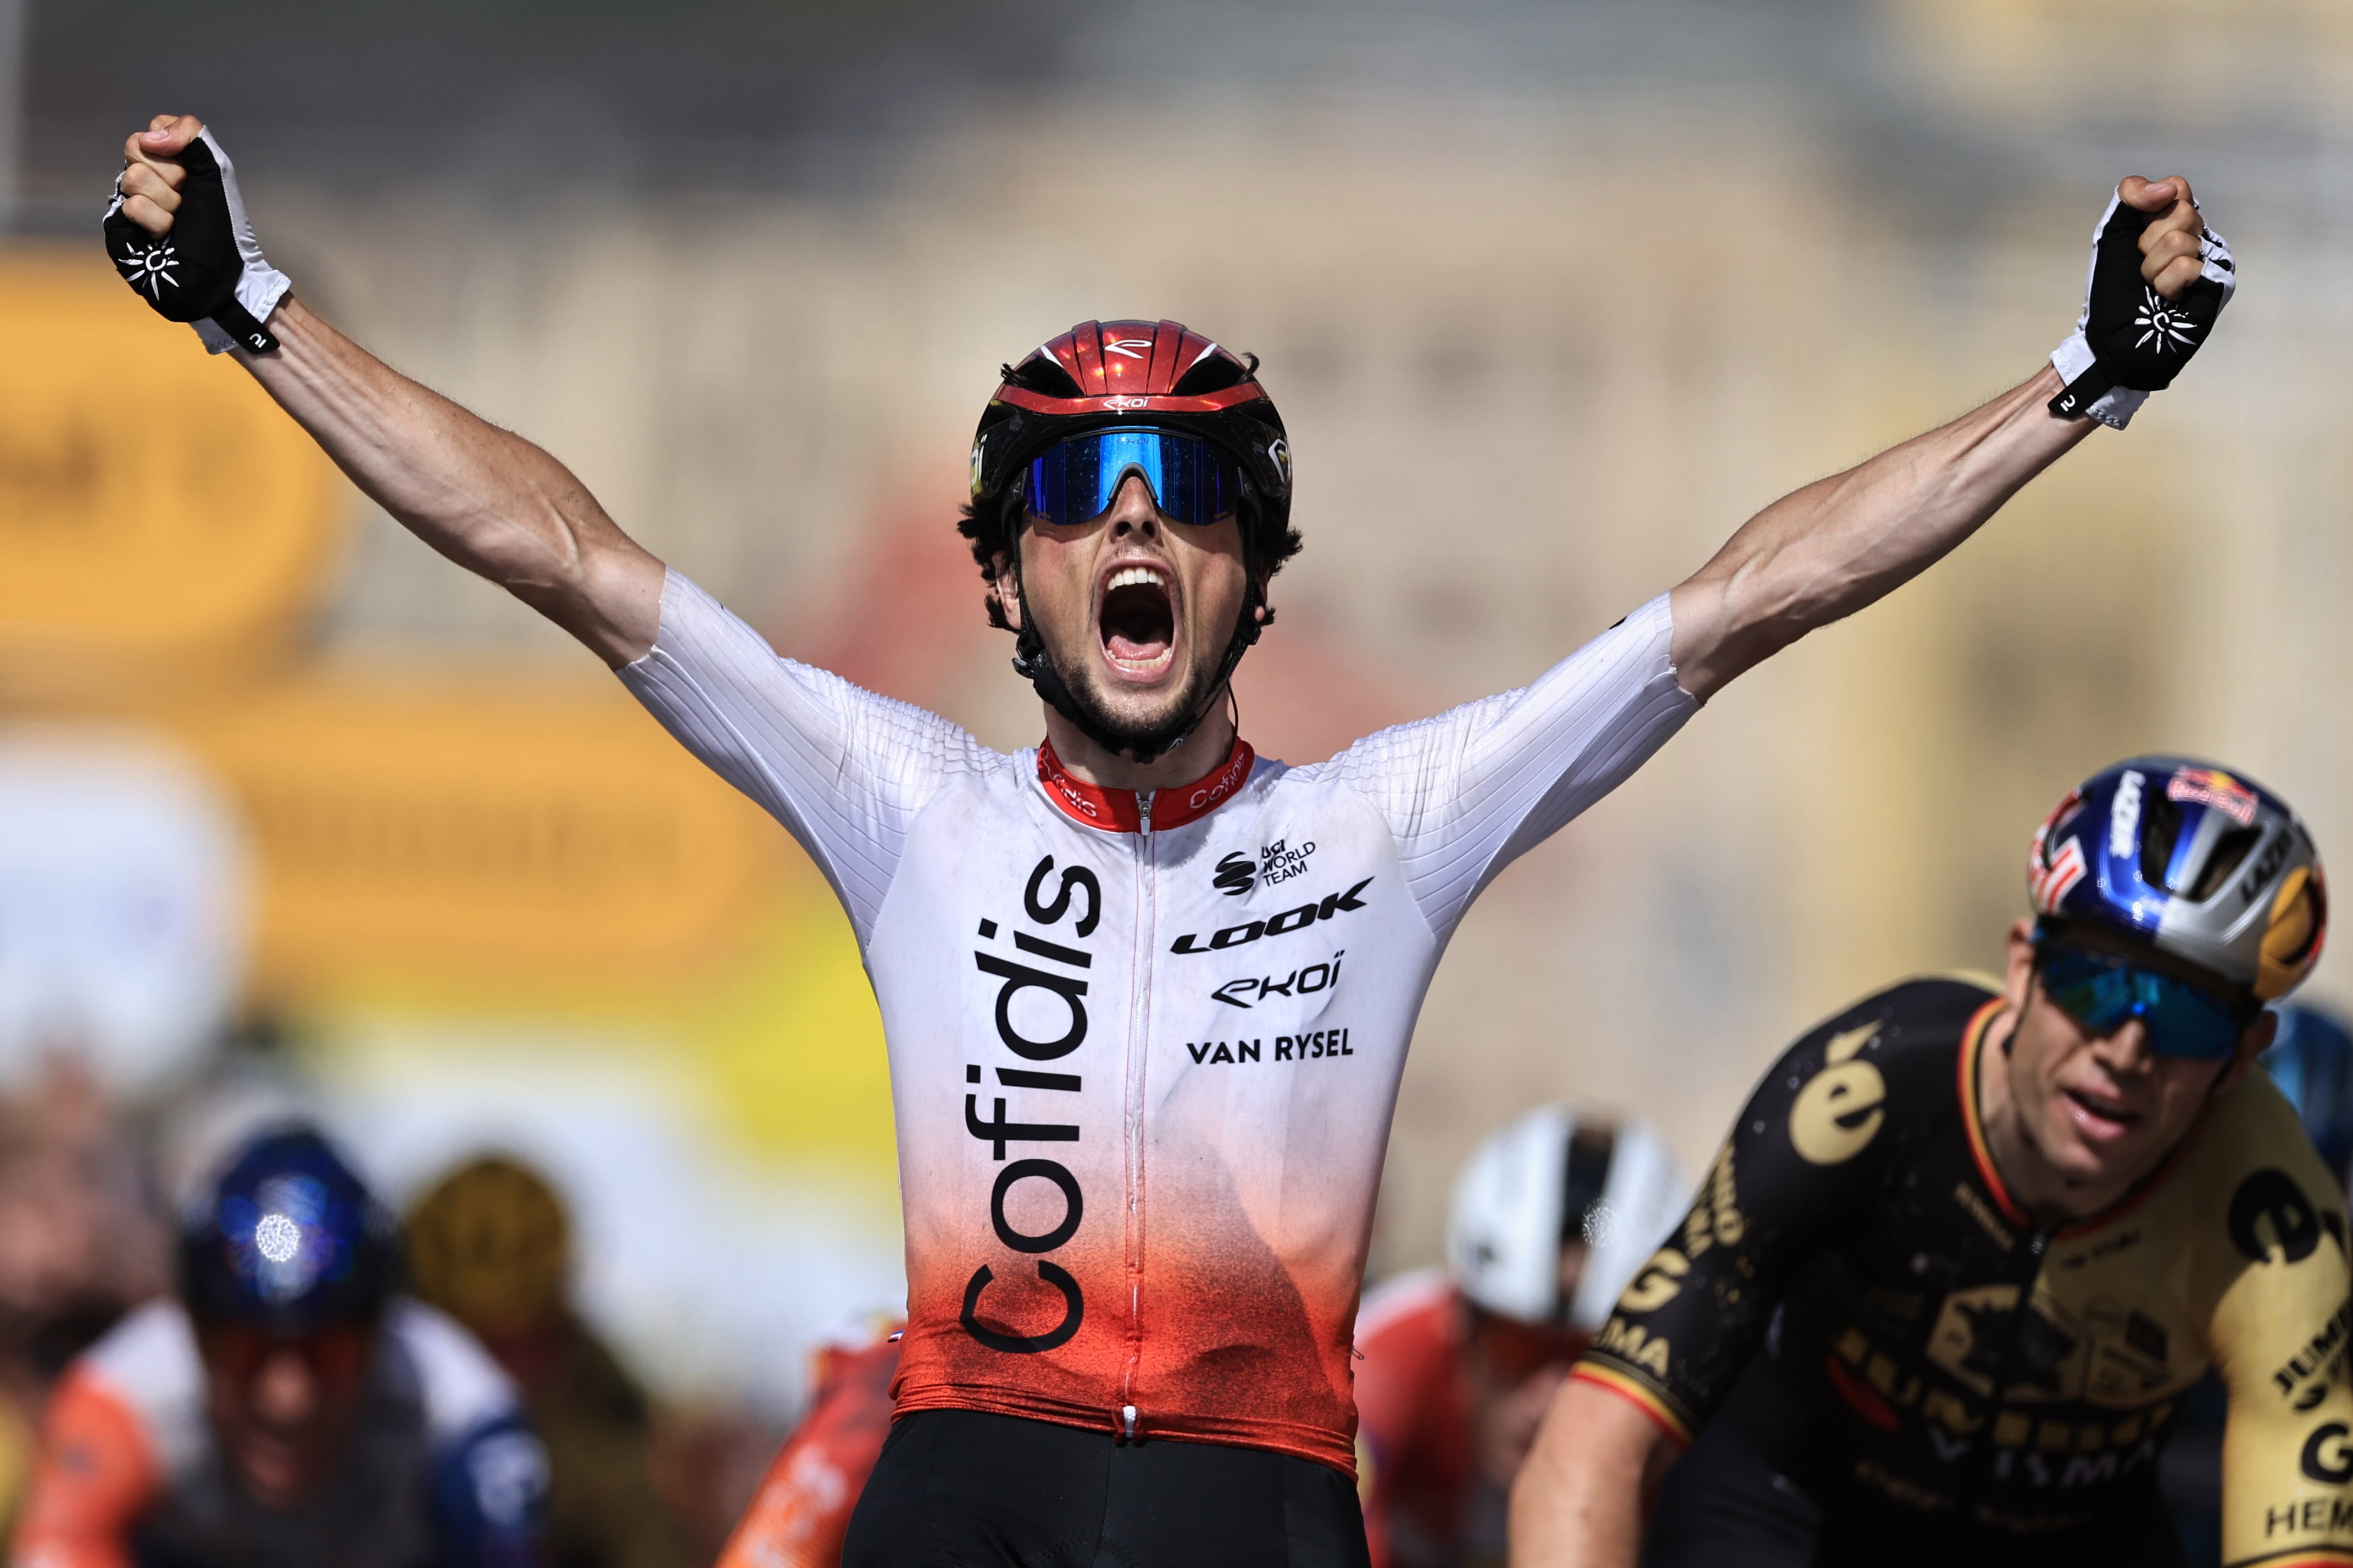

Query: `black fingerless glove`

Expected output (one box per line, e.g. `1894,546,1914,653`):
2048,187,2234,428
102,129,290,354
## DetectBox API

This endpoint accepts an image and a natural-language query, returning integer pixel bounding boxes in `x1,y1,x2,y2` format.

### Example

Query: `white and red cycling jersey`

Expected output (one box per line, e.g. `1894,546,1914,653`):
621,572,1695,1474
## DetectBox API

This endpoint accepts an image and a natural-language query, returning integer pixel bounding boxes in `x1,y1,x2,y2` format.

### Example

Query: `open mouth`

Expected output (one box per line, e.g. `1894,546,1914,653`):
1099,565,1176,675
2062,1086,2140,1141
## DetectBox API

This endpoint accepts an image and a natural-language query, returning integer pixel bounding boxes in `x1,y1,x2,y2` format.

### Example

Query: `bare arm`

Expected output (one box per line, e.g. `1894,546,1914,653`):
1509,1376,1680,1568
236,296,664,665
117,115,663,667
1667,174,2210,701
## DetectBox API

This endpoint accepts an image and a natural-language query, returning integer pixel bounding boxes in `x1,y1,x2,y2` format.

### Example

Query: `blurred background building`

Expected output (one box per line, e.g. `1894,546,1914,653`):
4,0,2351,1547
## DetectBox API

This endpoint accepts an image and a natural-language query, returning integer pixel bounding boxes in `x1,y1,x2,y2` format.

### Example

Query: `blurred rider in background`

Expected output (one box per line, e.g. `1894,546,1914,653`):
0,1064,170,1546
11,1127,547,1568
2256,1003,2353,1184
715,1325,901,1568
405,1155,690,1568
1355,1109,1684,1568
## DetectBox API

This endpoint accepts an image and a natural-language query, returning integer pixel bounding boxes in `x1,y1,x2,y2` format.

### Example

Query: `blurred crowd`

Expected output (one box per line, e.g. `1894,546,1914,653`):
0,1034,787,1567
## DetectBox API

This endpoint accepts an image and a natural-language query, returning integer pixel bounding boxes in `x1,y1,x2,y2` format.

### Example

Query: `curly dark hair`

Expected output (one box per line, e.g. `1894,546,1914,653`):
955,492,1304,633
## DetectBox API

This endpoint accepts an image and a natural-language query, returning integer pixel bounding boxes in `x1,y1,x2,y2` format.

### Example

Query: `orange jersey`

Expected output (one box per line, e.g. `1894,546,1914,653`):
718,1337,900,1568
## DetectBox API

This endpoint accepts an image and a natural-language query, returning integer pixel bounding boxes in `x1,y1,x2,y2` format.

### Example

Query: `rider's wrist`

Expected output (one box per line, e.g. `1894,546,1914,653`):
2048,330,2146,430
192,260,291,355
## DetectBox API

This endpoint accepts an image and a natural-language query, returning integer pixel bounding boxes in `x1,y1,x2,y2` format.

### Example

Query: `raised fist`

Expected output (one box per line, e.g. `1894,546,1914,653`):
104,116,290,355
2049,176,2234,428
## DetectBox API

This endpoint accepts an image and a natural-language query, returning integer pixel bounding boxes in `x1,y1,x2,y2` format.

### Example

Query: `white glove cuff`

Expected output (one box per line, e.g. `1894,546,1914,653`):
2049,330,2148,431
194,127,291,356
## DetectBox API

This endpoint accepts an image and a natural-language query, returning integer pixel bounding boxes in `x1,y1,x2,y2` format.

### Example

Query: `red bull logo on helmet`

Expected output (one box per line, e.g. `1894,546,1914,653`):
2167,766,2259,828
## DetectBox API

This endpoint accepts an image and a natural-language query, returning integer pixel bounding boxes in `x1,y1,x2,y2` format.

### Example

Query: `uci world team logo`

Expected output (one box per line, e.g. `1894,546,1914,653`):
1212,839,1318,898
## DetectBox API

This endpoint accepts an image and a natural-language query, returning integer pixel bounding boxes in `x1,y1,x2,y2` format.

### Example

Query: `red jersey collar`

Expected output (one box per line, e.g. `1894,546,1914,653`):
1034,736,1255,833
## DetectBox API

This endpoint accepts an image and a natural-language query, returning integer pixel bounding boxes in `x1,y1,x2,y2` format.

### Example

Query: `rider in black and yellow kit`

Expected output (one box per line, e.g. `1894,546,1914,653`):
1517,757,2346,1568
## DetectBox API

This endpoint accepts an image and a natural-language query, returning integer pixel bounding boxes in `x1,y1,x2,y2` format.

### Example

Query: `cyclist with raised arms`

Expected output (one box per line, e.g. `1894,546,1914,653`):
1515,759,2345,1568
104,111,2234,1565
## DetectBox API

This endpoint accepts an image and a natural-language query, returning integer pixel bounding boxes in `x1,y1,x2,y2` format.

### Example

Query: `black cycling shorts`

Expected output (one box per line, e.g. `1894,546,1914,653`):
1642,1361,2188,1568
841,1408,1372,1568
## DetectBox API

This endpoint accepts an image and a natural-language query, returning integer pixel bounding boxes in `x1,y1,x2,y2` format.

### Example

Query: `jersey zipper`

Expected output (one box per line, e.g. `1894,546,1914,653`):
1120,788,1156,1435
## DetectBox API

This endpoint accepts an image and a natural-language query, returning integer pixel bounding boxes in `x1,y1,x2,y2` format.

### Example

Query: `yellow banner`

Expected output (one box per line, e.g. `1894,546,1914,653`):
0,249,336,699
175,673,786,986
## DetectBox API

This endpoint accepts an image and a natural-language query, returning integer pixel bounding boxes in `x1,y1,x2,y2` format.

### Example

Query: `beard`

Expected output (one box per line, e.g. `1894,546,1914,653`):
1053,643,1221,757
1020,602,1236,763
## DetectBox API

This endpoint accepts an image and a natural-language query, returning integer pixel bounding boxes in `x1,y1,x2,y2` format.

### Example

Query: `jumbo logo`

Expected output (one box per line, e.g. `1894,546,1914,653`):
1618,1248,1690,1313
2303,1422,2353,1485
1787,1022,1887,1165
2227,1168,2346,1266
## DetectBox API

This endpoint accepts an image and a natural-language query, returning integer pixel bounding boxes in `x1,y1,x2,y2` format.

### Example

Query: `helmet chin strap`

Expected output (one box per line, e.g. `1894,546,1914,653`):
1007,561,1267,769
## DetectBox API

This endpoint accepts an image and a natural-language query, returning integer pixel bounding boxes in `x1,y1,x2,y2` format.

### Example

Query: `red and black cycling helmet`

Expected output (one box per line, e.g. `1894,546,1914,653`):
964,320,1298,763
969,319,1293,534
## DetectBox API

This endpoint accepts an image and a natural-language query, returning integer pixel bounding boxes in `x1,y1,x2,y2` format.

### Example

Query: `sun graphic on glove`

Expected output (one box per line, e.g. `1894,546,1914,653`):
2133,286,2200,354
115,239,181,299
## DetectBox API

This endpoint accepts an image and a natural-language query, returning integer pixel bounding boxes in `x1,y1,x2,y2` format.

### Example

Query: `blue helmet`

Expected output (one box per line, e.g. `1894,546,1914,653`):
2027,756,2327,1003
179,1128,397,1332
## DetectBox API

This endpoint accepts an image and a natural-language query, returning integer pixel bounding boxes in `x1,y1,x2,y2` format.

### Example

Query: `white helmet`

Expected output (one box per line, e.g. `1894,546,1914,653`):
1445,1106,1688,1332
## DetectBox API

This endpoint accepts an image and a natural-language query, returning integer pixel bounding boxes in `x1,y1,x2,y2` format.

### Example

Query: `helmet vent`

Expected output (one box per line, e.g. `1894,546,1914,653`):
1561,1125,1615,1257
2188,825,2263,902
1007,353,1084,399
1172,350,1250,397
2139,795,2183,891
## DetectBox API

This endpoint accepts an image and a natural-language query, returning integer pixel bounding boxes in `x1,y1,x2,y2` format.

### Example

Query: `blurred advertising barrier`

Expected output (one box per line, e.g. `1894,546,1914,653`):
0,250,337,703
0,726,250,1092
1890,0,2353,121
170,673,786,990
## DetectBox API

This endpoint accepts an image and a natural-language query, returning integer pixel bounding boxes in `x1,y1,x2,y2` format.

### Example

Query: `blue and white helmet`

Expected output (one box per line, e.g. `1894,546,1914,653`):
2028,756,2328,1003
179,1126,398,1332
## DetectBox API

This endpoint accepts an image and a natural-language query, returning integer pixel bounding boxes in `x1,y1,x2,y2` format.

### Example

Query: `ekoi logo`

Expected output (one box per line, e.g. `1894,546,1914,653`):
1210,952,1344,1008
961,854,1101,1357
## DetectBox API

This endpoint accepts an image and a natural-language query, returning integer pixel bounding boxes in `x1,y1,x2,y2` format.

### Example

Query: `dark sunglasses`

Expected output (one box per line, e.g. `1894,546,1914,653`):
200,1319,373,1386
1024,427,1242,529
2035,943,2252,1062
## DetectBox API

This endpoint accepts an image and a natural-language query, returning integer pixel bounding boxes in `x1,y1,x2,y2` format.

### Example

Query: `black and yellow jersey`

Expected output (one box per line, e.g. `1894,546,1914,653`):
1576,977,2353,1565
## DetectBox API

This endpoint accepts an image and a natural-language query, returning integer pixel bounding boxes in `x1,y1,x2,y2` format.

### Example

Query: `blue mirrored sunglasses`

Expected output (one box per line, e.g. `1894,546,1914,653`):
2036,944,2250,1061
1024,427,1240,529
